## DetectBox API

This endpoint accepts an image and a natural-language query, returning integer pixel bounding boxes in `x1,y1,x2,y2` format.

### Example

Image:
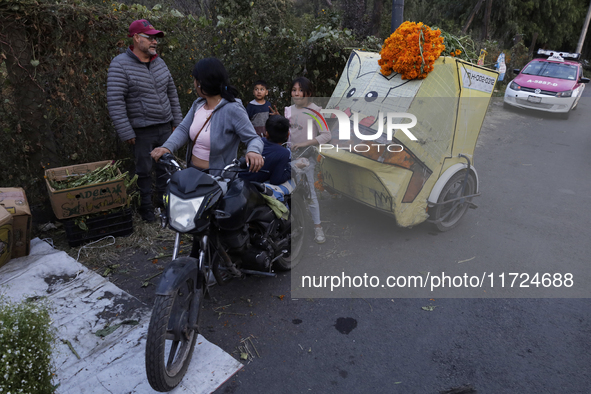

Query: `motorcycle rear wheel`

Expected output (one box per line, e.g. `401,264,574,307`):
274,196,307,271
145,276,202,392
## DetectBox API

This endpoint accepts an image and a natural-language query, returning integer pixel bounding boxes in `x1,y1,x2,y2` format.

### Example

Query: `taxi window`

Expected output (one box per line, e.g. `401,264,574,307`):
522,60,578,80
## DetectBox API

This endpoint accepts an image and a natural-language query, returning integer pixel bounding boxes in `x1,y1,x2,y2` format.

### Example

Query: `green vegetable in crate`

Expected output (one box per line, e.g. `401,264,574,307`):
48,161,130,190
74,217,88,231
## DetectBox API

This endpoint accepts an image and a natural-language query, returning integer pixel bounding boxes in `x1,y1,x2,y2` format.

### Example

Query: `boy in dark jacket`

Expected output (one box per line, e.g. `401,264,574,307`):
246,80,272,137
241,115,290,185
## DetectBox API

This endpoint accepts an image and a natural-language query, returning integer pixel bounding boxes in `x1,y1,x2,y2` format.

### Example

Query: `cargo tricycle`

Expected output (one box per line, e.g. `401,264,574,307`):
317,50,498,231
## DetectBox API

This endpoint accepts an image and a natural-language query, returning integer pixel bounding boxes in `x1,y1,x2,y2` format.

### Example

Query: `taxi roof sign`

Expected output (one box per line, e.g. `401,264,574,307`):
537,49,580,61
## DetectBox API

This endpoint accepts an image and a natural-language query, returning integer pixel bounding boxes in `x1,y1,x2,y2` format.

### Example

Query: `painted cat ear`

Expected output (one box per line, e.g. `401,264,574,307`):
346,52,362,85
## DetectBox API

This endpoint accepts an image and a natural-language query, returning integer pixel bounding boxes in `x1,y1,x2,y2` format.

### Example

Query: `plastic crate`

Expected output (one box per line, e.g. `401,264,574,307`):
64,208,134,247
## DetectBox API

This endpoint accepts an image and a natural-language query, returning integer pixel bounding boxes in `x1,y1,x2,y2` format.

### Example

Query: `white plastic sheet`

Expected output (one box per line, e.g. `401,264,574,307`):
0,238,242,393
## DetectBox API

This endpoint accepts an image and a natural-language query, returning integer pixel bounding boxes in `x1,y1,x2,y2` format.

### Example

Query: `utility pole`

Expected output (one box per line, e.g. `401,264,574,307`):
576,0,591,53
391,0,404,33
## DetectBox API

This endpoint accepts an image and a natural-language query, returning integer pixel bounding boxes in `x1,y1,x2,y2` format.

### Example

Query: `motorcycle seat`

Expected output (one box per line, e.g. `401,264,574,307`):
263,179,295,202
250,182,274,196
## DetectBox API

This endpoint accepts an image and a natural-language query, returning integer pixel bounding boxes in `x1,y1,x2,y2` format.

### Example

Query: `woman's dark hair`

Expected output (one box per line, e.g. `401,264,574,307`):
291,76,314,97
192,58,239,102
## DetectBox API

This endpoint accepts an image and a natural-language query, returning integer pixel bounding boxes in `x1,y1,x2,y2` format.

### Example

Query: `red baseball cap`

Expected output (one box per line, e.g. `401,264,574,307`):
128,19,164,38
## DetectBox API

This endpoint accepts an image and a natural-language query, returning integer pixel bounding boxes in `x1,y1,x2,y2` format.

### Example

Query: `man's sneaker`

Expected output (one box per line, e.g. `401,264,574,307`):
314,227,326,244
140,209,156,223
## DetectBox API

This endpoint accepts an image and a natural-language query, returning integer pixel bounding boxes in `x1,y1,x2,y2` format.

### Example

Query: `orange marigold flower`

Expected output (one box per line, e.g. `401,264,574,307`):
379,21,445,80
455,49,462,56
314,180,325,192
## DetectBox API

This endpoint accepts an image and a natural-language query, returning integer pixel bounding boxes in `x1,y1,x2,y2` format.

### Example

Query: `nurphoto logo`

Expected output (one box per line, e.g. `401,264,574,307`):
303,108,419,153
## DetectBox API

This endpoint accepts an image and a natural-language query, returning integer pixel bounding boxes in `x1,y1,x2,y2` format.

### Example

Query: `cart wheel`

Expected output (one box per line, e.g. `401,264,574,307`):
430,170,476,232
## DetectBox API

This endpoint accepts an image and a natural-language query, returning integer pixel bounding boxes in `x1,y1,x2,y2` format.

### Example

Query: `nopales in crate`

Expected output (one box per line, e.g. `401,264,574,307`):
45,161,128,219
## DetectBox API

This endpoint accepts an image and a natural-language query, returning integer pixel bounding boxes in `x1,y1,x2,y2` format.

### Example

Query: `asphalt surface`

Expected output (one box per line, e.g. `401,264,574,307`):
193,93,591,393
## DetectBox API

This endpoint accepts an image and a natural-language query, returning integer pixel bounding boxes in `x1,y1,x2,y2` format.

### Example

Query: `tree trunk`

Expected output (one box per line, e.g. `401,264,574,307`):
528,32,539,58
482,0,493,40
461,0,485,34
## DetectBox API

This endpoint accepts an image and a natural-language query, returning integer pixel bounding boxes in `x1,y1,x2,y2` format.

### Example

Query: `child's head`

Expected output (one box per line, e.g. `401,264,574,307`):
291,77,313,107
265,115,290,144
253,80,269,102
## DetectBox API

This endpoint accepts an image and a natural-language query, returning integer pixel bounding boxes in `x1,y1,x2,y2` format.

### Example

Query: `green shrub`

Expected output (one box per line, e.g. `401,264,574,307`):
0,296,57,394
0,0,373,213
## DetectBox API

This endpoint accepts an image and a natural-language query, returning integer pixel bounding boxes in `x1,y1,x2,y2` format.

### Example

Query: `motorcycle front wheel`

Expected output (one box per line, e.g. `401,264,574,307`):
145,275,203,392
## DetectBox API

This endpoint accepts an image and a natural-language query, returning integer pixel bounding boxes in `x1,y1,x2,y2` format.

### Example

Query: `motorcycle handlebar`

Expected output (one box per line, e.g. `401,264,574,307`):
222,157,251,173
160,153,182,172
238,156,248,169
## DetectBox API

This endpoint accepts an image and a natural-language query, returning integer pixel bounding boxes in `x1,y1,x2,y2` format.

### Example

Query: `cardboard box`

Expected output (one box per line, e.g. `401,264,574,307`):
0,205,13,267
0,188,31,258
45,161,128,220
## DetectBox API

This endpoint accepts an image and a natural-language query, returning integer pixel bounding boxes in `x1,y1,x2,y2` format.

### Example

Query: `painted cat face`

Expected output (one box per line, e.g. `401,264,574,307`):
324,51,432,204
328,51,423,131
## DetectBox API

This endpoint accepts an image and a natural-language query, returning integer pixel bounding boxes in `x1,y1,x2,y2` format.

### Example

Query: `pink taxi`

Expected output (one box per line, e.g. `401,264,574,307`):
503,49,589,117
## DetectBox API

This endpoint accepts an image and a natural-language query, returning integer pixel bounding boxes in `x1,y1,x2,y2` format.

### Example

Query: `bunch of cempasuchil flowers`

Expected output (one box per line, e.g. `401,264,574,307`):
378,21,445,80
0,296,57,393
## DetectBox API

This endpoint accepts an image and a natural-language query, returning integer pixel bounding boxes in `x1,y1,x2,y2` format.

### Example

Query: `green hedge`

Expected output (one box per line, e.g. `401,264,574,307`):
0,0,377,215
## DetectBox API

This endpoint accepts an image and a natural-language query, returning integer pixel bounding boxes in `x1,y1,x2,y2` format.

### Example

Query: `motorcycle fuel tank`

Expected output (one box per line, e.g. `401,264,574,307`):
217,179,274,230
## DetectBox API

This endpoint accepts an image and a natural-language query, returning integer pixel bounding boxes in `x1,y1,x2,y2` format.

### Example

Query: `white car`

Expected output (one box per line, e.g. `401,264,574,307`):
504,50,589,117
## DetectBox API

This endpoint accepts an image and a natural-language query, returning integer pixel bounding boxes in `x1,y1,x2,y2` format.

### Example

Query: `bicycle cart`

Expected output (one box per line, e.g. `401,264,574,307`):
318,50,498,231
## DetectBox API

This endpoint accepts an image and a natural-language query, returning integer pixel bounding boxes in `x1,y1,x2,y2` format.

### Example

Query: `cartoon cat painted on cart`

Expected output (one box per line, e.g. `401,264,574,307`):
324,50,433,203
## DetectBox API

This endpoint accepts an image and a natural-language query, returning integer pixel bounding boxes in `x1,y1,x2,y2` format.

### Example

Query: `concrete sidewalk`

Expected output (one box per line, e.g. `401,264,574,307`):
0,238,242,393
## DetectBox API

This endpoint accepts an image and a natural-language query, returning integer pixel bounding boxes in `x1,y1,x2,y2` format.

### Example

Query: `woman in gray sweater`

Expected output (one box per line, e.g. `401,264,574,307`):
151,58,264,174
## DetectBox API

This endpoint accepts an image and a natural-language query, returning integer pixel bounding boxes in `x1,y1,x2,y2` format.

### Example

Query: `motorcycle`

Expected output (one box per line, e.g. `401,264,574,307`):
145,153,308,392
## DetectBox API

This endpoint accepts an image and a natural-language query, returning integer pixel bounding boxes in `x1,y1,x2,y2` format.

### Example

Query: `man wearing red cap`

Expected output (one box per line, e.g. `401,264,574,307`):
107,19,183,222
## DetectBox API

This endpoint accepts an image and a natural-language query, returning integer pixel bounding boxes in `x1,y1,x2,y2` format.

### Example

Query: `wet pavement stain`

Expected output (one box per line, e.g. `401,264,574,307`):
44,274,77,294
334,317,357,334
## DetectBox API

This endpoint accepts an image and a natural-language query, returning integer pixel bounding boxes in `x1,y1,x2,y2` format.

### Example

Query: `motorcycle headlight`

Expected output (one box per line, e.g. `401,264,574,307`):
509,81,521,90
169,194,204,232
556,90,573,97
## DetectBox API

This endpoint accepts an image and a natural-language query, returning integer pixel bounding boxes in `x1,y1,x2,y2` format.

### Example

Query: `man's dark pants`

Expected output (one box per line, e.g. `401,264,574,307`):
133,123,172,215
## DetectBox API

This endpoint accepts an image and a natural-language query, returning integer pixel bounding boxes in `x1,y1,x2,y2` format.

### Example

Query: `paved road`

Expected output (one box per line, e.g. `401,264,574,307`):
198,93,591,393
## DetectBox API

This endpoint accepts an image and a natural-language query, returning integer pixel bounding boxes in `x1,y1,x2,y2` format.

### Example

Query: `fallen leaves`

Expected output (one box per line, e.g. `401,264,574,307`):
94,320,139,337
213,304,247,318
235,335,259,363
